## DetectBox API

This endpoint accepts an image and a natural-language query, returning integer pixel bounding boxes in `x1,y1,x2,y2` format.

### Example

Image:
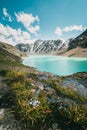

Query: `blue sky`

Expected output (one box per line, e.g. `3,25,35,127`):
0,0,87,45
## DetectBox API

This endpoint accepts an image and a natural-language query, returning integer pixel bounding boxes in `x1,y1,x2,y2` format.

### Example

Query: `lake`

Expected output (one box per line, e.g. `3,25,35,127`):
23,55,87,76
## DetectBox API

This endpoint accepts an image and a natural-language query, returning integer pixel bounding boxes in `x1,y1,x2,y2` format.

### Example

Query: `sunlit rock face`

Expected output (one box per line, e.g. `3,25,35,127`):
62,78,87,96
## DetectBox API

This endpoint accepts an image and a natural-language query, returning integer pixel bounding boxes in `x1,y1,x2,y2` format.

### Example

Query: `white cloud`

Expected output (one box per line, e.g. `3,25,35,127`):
28,25,40,36
55,27,62,36
0,35,16,45
55,25,85,37
15,12,40,35
28,39,36,44
3,8,13,22
0,23,34,45
63,25,83,32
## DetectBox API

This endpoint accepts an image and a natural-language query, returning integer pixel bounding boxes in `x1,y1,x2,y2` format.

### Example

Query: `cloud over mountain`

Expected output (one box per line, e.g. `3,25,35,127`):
55,25,85,37
63,25,83,32
55,27,62,36
0,23,32,45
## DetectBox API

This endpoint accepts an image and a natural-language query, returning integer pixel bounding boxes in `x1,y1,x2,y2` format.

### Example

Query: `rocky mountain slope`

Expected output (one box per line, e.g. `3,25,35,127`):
0,42,21,66
0,42,25,57
32,39,64,54
68,29,87,50
60,30,87,57
15,29,87,57
15,39,65,54
16,43,31,53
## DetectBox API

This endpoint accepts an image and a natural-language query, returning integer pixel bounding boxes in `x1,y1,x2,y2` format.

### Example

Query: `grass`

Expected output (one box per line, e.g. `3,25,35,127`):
41,79,87,103
2,69,86,130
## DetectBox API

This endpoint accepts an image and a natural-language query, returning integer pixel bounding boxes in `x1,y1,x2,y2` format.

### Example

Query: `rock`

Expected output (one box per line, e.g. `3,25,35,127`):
0,109,24,130
62,78,87,96
35,82,44,90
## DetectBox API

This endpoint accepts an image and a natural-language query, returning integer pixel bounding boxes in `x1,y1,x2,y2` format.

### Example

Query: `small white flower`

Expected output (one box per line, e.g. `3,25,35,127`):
28,98,40,108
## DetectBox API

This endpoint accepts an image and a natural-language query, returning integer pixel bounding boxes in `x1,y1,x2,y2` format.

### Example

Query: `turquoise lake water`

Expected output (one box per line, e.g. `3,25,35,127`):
23,55,87,76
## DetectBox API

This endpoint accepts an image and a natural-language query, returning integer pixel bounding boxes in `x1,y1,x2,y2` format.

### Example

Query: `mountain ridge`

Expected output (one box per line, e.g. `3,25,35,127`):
68,29,87,50
15,29,87,57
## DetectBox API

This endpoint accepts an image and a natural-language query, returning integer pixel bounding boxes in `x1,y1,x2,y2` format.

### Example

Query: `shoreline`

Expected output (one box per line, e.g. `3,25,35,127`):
22,54,87,60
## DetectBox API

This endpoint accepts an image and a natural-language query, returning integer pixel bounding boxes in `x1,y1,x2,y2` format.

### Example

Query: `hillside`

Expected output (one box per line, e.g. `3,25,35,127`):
0,42,87,130
68,29,87,50
61,47,87,57
60,29,87,57
0,42,25,57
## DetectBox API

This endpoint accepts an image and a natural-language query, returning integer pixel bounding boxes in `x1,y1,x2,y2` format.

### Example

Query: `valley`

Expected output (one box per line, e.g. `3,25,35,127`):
0,39,87,130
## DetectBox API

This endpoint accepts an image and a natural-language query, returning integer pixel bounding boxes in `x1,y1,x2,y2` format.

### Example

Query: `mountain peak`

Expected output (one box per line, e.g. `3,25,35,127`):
68,29,87,50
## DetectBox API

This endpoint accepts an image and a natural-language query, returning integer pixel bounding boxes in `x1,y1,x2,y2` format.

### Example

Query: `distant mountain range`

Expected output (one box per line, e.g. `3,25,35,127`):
15,39,72,54
16,39,62,54
15,29,87,57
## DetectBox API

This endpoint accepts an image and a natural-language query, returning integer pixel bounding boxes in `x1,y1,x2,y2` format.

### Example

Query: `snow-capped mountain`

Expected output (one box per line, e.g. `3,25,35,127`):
32,39,64,53
16,43,30,53
15,39,66,54
15,29,87,56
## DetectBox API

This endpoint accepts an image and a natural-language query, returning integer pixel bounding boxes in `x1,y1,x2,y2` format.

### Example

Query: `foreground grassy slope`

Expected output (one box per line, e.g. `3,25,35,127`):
0,43,87,130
